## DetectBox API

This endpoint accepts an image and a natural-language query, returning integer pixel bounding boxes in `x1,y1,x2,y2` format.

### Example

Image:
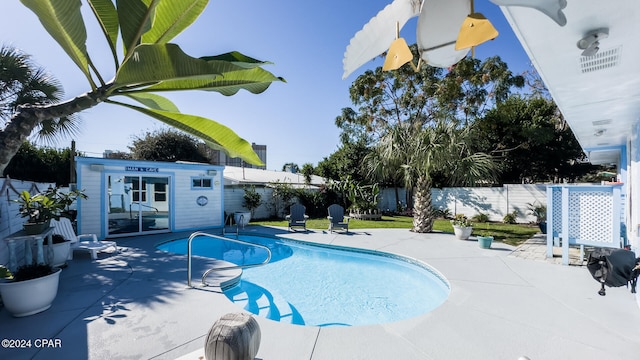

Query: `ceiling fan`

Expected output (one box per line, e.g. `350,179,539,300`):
342,0,568,79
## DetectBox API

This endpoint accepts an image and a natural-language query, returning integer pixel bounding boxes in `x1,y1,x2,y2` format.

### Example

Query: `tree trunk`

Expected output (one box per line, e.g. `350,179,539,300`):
0,86,108,174
412,175,434,233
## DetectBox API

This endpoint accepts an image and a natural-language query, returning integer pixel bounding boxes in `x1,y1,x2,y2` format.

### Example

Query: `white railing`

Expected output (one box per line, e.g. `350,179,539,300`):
187,231,271,287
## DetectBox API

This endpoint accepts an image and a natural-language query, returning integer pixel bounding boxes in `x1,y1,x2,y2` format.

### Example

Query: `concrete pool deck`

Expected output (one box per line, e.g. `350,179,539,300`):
1,226,639,359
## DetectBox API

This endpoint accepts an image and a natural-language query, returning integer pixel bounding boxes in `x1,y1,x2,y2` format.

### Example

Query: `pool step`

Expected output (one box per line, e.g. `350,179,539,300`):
226,282,302,324
199,260,243,289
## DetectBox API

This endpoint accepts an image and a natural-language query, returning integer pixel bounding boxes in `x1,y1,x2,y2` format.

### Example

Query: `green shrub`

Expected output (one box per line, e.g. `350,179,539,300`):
451,214,472,227
503,211,518,224
527,202,547,223
434,207,452,219
242,185,262,217
472,213,489,223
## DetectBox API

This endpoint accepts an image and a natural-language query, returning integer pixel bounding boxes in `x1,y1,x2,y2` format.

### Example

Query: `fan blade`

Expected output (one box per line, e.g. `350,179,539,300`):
342,0,422,79
383,38,414,70
455,13,499,50
489,0,567,26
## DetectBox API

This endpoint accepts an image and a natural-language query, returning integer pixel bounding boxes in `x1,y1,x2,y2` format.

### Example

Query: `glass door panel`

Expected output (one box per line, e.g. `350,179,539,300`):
143,177,169,231
107,174,170,236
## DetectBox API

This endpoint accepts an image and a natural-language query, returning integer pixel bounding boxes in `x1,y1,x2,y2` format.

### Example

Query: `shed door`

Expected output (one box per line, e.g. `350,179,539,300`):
107,174,170,236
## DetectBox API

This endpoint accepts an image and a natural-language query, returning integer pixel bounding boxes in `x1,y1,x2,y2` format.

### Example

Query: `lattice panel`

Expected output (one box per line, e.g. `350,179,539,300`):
551,187,562,234
568,191,613,244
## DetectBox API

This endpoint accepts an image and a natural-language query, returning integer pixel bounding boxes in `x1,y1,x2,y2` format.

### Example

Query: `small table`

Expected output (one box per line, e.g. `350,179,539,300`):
4,227,55,272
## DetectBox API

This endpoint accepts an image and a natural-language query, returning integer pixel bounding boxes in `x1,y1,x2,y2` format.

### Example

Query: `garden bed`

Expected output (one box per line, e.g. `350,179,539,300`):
349,212,382,220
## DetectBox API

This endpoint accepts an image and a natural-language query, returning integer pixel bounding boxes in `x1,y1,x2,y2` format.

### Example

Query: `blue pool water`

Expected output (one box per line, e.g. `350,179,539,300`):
158,234,450,327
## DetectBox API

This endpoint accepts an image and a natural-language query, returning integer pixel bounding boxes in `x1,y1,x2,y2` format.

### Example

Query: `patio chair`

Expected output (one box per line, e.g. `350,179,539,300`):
327,204,350,233
51,217,118,260
286,204,308,231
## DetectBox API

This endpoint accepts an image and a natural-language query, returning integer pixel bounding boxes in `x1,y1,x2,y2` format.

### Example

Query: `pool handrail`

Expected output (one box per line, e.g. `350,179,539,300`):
187,231,271,287
221,213,241,238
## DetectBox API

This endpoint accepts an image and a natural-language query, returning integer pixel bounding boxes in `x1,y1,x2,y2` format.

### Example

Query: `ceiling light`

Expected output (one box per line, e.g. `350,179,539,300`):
577,28,609,57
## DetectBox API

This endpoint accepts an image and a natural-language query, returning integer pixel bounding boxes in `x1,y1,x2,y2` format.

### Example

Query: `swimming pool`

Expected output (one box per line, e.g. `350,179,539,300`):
158,234,450,327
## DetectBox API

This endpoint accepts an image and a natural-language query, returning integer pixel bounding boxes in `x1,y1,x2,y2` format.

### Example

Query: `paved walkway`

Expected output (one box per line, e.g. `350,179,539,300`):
1,227,638,360
508,234,587,266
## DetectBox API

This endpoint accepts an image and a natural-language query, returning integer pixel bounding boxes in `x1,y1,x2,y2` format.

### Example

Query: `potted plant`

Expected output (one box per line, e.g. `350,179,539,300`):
476,224,494,249
16,190,57,234
16,188,86,235
242,185,262,220
451,214,473,240
527,202,547,234
0,263,62,317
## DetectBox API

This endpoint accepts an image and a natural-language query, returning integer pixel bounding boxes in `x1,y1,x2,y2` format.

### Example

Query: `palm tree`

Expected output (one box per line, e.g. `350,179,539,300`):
0,1,283,174
0,45,79,149
370,119,497,233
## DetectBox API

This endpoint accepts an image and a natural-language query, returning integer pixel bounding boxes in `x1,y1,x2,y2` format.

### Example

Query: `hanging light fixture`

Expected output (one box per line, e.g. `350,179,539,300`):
383,22,420,71
455,1,499,51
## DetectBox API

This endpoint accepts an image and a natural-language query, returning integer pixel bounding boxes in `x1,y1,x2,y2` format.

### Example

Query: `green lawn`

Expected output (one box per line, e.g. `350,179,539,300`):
252,216,539,246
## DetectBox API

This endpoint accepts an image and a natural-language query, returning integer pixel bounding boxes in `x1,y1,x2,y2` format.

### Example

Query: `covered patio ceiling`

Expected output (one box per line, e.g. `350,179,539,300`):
499,0,640,165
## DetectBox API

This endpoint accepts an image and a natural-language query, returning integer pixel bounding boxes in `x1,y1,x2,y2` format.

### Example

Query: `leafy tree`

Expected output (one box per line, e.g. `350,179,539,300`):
470,96,592,183
0,0,283,174
522,66,551,99
316,139,370,182
294,187,336,218
437,56,524,122
300,163,314,185
4,141,77,185
336,52,522,190
129,128,209,163
104,150,131,159
267,180,296,218
340,52,523,144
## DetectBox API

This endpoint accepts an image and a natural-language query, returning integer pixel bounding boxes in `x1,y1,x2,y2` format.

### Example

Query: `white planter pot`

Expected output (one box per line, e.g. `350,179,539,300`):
234,212,251,227
453,226,473,240
43,241,71,267
0,267,61,317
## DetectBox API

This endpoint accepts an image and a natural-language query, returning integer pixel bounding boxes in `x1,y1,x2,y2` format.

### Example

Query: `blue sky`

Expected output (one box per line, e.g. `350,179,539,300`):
1,0,532,170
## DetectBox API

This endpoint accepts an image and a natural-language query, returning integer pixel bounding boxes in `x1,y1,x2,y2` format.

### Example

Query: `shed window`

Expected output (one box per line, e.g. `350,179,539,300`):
154,183,167,201
192,177,213,189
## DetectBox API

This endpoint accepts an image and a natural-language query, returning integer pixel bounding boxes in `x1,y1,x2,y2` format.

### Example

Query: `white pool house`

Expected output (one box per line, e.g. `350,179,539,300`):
75,157,224,239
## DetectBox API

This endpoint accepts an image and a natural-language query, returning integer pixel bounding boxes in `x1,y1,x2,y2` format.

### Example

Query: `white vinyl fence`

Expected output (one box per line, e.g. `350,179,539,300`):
380,184,548,223
225,184,548,224
224,186,276,220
